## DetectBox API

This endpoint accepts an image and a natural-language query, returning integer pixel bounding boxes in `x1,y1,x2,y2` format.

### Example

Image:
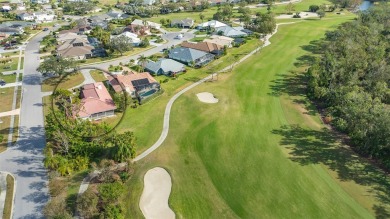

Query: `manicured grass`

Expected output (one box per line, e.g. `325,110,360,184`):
189,36,208,42
116,37,260,150
0,73,16,83
2,174,14,219
0,51,19,57
121,14,390,219
0,87,14,112
15,86,21,109
0,57,19,72
90,70,107,82
0,115,19,152
20,57,24,70
41,72,85,92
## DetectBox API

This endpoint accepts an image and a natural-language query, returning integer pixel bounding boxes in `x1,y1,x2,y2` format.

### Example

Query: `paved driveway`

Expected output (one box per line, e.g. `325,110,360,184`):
0,30,50,219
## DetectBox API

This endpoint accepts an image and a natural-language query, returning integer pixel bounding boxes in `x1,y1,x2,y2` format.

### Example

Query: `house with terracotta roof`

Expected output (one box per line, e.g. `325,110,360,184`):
108,72,160,99
181,41,224,55
74,82,116,120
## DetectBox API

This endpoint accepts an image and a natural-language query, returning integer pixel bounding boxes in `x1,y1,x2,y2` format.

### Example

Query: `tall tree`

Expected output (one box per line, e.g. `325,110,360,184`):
37,56,76,76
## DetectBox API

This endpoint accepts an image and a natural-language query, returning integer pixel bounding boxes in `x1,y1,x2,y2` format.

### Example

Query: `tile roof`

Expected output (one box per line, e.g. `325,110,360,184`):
57,37,94,58
145,58,185,74
197,20,227,28
171,18,194,26
181,41,223,53
108,72,158,93
204,35,234,47
168,47,209,62
215,26,248,37
75,82,116,118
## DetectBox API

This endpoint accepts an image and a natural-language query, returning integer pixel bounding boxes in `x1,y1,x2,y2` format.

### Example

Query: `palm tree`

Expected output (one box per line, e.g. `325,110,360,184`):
138,55,148,72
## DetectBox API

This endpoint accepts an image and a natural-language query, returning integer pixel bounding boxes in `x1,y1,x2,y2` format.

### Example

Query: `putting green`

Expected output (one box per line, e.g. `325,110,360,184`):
123,15,390,219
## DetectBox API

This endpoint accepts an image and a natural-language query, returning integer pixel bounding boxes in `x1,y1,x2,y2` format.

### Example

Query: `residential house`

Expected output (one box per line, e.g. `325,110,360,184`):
107,10,129,20
168,47,214,67
16,12,34,21
0,21,34,35
59,25,92,35
171,18,194,28
145,58,185,76
131,19,161,30
215,26,248,38
111,31,141,46
181,41,224,55
208,0,228,5
57,37,99,60
33,12,55,23
143,0,156,5
1,5,12,12
30,0,50,4
0,33,10,41
88,6,102,13
234,26,253,35
108,72,161,99
57,32,88,43
204,35,234,47
197,20,227,30
74,82,116,120
88,14,111,29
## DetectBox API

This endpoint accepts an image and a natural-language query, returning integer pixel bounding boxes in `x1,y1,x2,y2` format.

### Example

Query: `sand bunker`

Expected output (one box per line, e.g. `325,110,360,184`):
140,167,175,219
277,12,318,19
196,92,219,103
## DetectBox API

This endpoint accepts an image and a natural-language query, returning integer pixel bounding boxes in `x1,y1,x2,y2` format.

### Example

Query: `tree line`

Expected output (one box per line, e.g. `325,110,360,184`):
307,5,390,169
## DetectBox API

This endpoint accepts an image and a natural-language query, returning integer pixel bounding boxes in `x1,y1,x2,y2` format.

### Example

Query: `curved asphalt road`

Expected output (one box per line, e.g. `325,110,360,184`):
0,30,51,218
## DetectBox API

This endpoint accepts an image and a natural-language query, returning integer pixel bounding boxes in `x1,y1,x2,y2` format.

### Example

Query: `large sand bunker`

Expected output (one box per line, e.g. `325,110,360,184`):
140,167,175,219
196,92,219,103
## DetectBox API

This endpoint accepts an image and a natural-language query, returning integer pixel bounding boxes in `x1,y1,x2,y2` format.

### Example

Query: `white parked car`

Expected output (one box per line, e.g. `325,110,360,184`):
175,34,184,39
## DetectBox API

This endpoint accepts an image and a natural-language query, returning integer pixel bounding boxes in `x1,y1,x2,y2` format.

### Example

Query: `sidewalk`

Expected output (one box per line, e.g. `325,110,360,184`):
0,82,22,89
0,109,20,118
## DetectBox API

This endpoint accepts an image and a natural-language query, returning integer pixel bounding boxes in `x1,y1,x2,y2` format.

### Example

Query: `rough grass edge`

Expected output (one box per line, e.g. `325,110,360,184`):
2,173,15,219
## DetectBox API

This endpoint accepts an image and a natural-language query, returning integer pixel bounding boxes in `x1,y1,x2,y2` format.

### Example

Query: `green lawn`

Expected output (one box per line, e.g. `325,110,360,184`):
120,13,390,219
0,57,19,72
90,70,107,82
0,87,14,113
116,37,260,149
2,174,14,219
0,73,16,83
41,72,85,92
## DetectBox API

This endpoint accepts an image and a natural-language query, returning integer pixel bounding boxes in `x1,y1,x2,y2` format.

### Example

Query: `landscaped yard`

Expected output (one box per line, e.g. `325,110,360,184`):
0,57,19,72
90,70,107,82
0,87,14,113
0,115,18,152
41,72,85,92
116,12,390,219
0,73,16,83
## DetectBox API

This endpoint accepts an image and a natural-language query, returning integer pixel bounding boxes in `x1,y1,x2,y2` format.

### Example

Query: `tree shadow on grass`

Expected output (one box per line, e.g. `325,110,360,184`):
300,39,324,54
268,71,318,116
272,124,390,217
